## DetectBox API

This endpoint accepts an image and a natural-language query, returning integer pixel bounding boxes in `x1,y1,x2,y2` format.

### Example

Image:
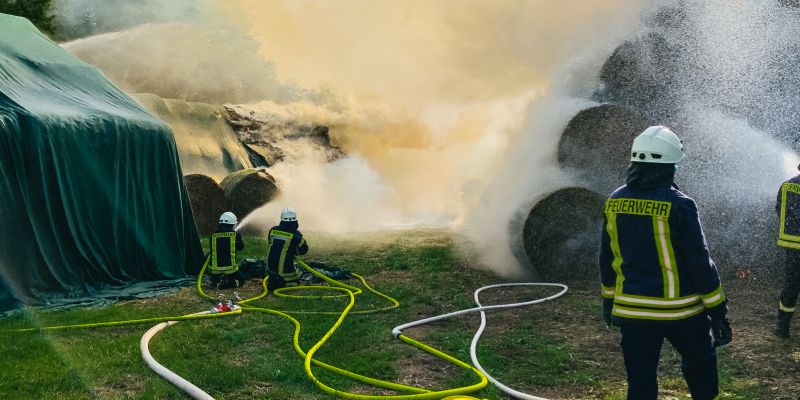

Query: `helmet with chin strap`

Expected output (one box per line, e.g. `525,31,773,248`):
280,207,297,222
630,126,684,164
218,212,237,225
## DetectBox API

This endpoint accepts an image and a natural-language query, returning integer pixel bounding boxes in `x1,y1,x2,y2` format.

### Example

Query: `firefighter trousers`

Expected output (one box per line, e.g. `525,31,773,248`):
780,249,800,310
620,317,718,400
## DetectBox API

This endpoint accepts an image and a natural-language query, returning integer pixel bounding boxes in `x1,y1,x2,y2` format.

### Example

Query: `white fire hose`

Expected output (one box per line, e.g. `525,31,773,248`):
143,283,568,400
393,282,569,400
140,311,215,400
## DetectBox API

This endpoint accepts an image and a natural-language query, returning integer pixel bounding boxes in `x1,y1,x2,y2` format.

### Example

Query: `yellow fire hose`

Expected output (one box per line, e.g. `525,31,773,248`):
197,256,487,399
8,255,499,399
8,309,241,333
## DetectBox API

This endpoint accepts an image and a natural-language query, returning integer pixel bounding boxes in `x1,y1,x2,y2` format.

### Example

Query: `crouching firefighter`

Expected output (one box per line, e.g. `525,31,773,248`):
774,166,800,338
208,212,245,289
599,126,732,400
265,207,309,292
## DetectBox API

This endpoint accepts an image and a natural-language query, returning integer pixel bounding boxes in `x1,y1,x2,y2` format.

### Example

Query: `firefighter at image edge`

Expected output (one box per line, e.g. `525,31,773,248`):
775,164,800,339
599,126,733,400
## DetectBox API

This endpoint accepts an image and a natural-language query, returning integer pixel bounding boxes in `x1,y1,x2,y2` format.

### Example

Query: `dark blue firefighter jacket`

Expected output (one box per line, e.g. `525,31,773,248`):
599,163,726,323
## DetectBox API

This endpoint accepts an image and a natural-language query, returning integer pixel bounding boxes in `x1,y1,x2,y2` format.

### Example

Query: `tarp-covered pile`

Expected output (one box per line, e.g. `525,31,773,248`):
0,14,203,312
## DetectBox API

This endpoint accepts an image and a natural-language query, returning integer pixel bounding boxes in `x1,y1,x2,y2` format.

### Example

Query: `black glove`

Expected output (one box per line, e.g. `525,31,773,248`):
602,298,619,328
711,317,732,347
707,299,731,347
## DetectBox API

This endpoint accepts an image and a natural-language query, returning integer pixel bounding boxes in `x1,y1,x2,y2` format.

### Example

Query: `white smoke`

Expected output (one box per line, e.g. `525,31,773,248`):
238,156,403,233
462,96,598,277
62,22,305,104
53,0,651,277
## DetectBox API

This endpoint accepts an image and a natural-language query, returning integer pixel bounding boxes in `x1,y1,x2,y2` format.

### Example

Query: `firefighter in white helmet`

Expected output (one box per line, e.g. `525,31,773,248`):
208,212,245,289
265,207,309,291
599,126,731,400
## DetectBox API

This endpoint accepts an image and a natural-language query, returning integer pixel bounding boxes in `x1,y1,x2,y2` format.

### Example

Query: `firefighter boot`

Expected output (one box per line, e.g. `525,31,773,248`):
775,310,792,339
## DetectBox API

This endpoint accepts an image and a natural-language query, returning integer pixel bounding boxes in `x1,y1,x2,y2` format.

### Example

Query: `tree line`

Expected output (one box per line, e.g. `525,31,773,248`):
0,0,56,37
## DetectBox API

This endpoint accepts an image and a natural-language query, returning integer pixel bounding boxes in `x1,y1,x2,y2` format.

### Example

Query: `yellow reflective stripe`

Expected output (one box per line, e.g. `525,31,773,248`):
271,230,293,240
210,232,238,273
607,199,679,299
700,286,725,308
777,239,800,249
664,220,679,297
779,183,800,244
605,198,671,217
210,268,237,274
615,294,700,309
601,284,615,299
776,232,799,243
653,216,678,298
211,237,218,267
283,269,302,281
270,230,294,275
605,213,625,296
780,301,796,313
612,304,705,320
782,182,800,193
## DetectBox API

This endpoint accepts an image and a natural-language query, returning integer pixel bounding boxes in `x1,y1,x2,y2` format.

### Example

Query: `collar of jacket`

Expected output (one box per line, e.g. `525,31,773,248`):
216,224,236,232
278,220,299,231
625,162,675,190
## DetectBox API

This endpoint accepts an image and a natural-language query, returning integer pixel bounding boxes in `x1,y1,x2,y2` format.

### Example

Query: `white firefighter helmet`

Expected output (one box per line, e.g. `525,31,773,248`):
219,211,237,225
630,126,684,164
281,207,297,222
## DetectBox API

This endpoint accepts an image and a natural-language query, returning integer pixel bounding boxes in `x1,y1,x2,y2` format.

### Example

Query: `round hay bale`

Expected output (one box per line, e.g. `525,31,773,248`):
599,32,682,116
219,168,280,220
522,187,607,283
557,105,650,194
184,174,228,234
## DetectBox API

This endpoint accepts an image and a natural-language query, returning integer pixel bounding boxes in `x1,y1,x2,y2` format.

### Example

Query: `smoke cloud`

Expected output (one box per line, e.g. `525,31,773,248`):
54,0,648,276
63,22,305,104
217,1,646,278
221,0,643,107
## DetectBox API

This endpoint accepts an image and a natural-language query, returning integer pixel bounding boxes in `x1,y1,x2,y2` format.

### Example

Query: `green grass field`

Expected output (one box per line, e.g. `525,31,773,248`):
0,230,797,399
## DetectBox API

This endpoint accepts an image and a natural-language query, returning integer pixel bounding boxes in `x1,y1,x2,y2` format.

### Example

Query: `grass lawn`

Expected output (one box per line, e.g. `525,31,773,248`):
0,229,798,399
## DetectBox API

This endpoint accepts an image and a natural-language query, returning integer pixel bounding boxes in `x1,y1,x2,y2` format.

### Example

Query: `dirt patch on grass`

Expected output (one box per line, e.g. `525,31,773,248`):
395,351,461,390
91,373,146,399
226,354,251,367
393,318,478,391
370,270,416,287
717,273,800,399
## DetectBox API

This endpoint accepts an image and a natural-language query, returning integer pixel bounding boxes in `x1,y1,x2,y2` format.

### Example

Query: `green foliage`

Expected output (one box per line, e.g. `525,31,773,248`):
0,0,55,37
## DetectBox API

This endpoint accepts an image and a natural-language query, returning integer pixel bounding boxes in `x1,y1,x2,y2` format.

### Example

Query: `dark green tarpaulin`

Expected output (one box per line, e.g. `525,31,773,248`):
0,14,203,312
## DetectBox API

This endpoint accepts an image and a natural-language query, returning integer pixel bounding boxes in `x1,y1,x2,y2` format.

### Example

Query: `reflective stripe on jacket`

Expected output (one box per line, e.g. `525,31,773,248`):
777,175,800,249
599,184,725,322
266,224,308,281
210,231,239,275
